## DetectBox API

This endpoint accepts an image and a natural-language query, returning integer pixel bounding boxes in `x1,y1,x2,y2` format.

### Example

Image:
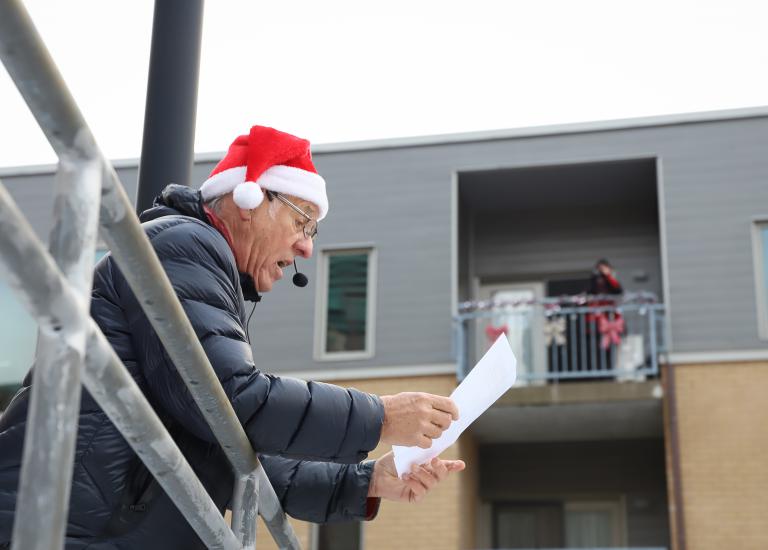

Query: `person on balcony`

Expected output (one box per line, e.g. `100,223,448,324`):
588,258,624,296
586,258,625,371
0,126,463,549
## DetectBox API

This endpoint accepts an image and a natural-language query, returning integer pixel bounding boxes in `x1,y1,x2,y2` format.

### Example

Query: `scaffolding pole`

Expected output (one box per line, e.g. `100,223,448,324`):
0,183,239,550
0,0,300,547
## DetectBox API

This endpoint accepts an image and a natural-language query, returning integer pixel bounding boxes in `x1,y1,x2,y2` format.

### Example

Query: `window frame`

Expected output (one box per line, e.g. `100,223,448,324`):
313,246,377,361
752,218,768,340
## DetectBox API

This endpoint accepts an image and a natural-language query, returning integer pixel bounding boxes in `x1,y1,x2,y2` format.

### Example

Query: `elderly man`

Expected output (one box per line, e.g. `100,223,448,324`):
0,126,463,549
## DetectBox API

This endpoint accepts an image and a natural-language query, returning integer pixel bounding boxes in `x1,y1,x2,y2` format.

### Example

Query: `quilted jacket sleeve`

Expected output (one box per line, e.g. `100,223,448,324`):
259,454,378,523
114,218,384,463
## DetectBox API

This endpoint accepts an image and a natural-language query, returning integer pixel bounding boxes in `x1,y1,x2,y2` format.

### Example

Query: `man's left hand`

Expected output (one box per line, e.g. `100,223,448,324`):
368,451,465,503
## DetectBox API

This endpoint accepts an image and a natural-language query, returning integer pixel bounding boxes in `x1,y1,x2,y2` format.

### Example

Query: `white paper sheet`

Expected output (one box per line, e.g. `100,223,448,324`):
392,334,517,476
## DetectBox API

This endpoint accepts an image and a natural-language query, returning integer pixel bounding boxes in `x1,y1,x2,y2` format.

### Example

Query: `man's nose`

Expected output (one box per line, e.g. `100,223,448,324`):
294,235,313,258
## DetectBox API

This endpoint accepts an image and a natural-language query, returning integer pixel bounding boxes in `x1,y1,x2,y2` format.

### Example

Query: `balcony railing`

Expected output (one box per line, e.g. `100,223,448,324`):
454,292,666,382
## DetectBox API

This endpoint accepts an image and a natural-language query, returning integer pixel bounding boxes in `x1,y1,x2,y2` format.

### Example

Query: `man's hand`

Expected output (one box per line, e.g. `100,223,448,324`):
368,451,465,503
379,392,459,448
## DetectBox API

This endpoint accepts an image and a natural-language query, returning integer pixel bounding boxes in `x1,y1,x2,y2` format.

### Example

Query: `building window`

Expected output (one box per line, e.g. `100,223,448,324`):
315,248,376,360
0,280,38,387
312,522,362,550
0,249,109,389
753,220,768,340
493,499,626,548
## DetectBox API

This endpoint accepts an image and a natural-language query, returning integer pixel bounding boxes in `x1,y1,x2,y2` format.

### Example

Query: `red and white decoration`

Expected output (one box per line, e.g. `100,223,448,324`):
598,315,625,349
485,324,508,344
200,125,328,220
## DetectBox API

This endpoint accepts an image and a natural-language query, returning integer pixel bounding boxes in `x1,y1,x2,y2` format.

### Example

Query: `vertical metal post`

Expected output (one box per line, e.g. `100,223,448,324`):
3,163,100,550
579,311,586,375
649,307,658,376
600,313,607,372
559,320,567,373
0,4,104,546
550,315,558,374
232,473,260,549
549,340,556,374
569,314,576,372
456,317,467,379
257,468,303,549
136,0,204,213
590,319,597,372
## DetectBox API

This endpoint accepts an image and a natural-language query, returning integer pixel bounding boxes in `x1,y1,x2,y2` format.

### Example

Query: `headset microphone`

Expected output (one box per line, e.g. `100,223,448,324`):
292,261,309,287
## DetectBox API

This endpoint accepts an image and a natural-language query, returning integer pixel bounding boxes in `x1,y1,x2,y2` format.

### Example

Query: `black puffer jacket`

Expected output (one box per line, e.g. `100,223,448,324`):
0,185,384,549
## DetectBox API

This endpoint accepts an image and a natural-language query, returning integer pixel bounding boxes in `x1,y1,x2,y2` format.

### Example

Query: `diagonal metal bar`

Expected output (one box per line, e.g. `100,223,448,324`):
0,1,300,547
0,182,241,550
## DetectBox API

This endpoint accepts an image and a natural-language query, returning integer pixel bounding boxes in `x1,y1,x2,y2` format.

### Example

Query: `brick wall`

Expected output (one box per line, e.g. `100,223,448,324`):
671,361,768,550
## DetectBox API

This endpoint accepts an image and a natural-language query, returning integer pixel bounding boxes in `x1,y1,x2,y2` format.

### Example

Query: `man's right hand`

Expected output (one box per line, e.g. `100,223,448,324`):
379,392,459,449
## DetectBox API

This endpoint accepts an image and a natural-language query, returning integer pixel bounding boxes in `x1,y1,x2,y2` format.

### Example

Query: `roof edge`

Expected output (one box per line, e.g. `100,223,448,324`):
309,105,768,154
2,105,767,177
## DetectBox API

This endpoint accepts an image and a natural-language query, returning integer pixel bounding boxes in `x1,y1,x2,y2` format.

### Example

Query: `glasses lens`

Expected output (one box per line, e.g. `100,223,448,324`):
304,221,318,240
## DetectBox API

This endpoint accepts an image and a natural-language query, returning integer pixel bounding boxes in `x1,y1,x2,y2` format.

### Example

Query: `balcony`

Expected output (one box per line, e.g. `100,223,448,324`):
454,292,666,382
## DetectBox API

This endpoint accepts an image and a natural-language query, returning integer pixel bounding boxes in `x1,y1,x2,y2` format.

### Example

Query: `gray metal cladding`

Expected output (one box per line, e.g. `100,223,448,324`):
2,111,767,378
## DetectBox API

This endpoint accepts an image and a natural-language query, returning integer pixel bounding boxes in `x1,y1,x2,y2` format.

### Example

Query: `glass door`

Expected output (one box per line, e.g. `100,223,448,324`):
478,282,545,384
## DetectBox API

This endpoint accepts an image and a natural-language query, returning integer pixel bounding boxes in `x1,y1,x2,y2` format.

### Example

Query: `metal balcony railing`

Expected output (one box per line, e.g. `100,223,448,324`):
0,1,299,549
454,292,666,382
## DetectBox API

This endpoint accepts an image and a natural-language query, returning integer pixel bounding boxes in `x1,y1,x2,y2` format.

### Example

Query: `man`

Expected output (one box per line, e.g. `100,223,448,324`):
0,126,463,549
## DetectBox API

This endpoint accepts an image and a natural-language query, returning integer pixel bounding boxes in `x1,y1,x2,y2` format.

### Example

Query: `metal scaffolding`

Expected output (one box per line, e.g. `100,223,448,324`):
0,1,300,548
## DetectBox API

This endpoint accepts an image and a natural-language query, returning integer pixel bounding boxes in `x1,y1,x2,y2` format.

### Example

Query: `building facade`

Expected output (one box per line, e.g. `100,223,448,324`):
1,107,767,550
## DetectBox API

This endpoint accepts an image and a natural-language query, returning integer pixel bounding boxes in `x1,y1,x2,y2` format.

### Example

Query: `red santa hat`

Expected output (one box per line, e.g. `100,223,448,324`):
200,125,328,220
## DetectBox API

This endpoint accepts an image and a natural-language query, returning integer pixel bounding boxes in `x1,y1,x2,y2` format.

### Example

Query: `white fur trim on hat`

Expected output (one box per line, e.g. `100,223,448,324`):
256,165,328,220
200,163,328,219
200,166,247,201
232,182,265,209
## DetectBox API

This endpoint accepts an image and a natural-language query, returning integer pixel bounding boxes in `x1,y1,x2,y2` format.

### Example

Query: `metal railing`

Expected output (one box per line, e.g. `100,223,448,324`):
0,1,299,548
454,293,666,382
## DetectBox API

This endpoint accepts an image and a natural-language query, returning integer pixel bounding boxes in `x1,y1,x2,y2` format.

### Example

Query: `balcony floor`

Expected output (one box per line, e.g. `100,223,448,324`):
472,380,664,443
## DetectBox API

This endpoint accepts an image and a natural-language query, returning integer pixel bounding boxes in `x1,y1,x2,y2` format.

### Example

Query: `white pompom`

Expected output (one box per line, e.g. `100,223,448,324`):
233,182,264,209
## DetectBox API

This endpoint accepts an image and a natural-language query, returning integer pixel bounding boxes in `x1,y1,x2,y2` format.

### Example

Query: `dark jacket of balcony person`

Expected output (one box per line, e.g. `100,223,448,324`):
0,126,463,549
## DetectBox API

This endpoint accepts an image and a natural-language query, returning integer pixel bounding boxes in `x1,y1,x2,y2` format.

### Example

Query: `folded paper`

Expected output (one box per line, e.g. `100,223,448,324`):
393,334,517,476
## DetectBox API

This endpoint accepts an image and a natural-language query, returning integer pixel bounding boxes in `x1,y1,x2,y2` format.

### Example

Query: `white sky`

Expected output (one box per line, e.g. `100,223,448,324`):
0,0,766,168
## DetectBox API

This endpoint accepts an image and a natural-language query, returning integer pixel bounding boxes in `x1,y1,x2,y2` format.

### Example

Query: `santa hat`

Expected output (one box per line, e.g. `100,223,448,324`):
200,125,328,220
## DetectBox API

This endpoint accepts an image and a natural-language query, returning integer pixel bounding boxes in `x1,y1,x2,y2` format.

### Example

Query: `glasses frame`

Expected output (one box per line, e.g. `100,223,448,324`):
266,190,318,240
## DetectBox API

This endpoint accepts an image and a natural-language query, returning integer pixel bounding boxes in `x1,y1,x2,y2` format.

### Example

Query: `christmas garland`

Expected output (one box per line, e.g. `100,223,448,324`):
458,291,658,314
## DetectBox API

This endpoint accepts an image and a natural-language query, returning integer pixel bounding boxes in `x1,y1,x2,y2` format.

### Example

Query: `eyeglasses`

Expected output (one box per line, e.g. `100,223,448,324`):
267,191,318,241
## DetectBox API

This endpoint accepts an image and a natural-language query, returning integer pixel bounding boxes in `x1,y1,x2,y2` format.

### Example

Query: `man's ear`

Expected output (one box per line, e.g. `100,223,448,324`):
237,206,254,223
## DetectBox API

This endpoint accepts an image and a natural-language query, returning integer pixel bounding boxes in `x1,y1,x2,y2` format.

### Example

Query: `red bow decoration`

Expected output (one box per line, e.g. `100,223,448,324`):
485,324,508,343
598,316,624,349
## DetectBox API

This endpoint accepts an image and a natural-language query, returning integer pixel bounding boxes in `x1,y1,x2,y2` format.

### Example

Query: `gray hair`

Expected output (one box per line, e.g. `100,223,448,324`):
203,194,225,214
